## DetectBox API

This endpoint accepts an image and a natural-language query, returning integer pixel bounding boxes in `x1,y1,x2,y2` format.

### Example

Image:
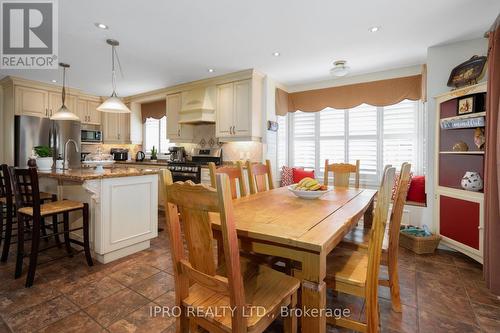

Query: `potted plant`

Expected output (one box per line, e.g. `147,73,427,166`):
34,145,53,171
150,146,158,161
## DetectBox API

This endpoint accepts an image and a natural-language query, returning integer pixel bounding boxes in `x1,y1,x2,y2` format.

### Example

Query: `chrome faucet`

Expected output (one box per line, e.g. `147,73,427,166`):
63,139,79,170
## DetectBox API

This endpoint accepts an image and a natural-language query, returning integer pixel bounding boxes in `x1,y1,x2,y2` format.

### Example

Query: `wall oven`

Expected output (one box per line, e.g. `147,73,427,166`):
81,129,102,143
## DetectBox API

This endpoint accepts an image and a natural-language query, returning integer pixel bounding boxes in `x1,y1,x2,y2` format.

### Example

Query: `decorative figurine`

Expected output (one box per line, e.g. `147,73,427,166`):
474,127,485,149
452,141,469,152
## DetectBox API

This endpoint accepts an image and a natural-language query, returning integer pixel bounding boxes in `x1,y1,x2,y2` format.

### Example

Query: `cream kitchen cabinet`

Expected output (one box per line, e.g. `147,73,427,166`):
102,113,130,144
48,92,77,118
15,86,49,117
77,98,101,125
215,78,262,141
200,168,211,185
166,93,194,142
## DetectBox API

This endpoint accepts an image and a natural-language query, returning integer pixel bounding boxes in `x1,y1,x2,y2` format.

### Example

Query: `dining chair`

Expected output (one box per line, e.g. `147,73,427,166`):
208,162,247,198
0,164,59,263
162,170,300,333
324,165,395,333
246,160,274,194
324,159,360,188
341,162,412,313
9,167,93,287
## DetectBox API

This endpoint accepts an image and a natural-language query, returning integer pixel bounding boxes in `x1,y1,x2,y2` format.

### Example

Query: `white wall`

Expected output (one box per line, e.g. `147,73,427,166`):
424,37,488,232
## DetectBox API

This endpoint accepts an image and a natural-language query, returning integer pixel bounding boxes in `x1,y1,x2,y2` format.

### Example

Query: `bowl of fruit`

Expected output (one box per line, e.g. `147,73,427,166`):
288,177,331,199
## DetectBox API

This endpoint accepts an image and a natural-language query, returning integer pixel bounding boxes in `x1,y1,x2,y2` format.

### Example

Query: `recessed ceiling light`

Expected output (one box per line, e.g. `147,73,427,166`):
272,52,281,57
369,26,380,33
51,79,57,83
330,60,350,77
207,68,215,73
94,22,109,30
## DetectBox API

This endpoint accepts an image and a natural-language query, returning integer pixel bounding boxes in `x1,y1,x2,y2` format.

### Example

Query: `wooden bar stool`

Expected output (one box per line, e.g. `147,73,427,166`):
324,159,360,188
9,167,93,287
341,162,412,312
246,159,274,194
0,164,58,263
324,166,395,333
208,161,247,198
163,170,300,332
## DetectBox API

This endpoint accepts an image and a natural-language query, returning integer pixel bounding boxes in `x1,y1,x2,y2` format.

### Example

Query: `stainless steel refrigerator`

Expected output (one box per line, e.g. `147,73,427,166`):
15,115,81,168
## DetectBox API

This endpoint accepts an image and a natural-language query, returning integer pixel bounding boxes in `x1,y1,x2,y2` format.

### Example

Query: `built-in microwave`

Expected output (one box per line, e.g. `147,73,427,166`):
81,129,102,143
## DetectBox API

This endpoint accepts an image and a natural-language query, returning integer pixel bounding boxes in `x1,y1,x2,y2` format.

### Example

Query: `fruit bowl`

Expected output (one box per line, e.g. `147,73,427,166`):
287,177,331,199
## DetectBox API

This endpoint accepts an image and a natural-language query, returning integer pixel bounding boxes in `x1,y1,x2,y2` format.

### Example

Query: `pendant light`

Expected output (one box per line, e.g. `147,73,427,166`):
50,63,80,121
97,39,130,113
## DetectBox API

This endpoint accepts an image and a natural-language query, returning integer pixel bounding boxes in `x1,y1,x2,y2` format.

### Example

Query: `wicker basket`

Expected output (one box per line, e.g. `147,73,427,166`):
399,231,441,254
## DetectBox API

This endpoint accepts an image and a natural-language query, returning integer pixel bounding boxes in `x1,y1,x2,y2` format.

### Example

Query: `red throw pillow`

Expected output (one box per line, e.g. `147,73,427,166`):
292,168,315,184
406,175,426,203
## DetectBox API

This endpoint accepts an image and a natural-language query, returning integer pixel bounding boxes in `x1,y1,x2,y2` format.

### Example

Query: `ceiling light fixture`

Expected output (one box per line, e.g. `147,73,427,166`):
369,26,380,33
97,39,131,113
95,22,109,30
330,60,350,77
50,63,80,121
272,52,281,57
207,68,215,73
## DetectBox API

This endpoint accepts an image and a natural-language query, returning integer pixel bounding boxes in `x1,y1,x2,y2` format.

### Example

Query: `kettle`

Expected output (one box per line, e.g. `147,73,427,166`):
136,151,145,162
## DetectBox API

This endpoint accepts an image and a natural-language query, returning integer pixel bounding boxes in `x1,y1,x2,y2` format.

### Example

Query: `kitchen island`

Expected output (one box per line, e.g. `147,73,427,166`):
38,167,159,263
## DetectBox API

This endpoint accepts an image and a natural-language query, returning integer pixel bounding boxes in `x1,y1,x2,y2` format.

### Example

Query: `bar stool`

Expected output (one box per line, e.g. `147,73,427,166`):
0,164,58,263
8,166,93,287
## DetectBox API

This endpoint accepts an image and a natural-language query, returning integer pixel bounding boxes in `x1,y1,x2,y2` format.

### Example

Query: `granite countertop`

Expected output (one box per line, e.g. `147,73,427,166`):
115,160,171,166
38,167,159,182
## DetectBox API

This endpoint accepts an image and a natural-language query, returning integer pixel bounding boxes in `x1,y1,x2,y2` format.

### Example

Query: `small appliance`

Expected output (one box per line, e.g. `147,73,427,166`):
81,129,102,143
167,146,186,163
110,148,128,161
136,151,145,162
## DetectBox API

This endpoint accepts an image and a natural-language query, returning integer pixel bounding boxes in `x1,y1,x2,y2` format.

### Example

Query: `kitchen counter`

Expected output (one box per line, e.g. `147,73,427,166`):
38,167,159,182
116,160,171,166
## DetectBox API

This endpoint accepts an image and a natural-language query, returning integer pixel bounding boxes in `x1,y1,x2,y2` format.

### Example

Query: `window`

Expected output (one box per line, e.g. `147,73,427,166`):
143,116,174,155
277,115,288,170
287,100,423,187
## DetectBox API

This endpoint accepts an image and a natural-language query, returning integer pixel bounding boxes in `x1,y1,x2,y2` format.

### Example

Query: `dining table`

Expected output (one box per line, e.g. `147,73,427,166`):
210,186,377,333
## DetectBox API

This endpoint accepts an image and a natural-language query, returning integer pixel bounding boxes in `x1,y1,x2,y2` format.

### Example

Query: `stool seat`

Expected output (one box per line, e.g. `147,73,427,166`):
0,192,54,204
18,200,84,217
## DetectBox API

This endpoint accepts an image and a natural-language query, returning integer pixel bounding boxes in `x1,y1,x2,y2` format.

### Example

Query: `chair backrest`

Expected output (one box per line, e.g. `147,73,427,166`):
208,162,247,199
246,159,274,194
161,170,247,331
365,165,395,319
8,167,41,215
324,159,360,188
0,164,12,200
387,162,412,258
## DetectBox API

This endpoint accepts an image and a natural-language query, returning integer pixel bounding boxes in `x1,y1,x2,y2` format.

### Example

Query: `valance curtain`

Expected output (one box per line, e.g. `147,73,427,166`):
141,100,166,123
276,74,424,115
484,14,500,296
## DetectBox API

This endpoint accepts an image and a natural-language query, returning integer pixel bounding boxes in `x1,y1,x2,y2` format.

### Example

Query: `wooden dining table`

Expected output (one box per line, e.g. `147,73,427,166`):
210,186,377,333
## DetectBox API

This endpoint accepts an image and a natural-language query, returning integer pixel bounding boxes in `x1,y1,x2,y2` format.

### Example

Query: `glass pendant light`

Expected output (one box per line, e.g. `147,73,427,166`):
50,63,80,121
97,39,130,113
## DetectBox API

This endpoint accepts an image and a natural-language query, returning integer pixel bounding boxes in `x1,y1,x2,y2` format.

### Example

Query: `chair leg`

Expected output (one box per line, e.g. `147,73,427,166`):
62,212,73,257
365,292,380,333
52,214,61,248
284,292,298,333
82,204,93,267
26,215,41,287
1,203,13,262
0,204,4,246
40,217,48,241
15,215,25,279
388,258,402,313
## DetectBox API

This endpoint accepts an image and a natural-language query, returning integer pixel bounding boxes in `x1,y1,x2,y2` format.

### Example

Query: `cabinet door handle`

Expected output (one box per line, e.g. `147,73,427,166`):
232,126,235,135
45,108,48,117
178,129,181,137
118,133,120,140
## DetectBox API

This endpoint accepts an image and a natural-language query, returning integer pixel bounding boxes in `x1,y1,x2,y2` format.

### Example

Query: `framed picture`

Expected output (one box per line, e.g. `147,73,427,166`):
447,55,487,88
457,96,474,115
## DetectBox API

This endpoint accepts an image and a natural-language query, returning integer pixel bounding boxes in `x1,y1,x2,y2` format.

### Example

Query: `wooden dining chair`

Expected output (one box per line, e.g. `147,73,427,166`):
9,167,93,287
324,159,360,188
324,166,395,333
341,162,412,313
162,170,300,333
208,162,247,199
246,160,274,194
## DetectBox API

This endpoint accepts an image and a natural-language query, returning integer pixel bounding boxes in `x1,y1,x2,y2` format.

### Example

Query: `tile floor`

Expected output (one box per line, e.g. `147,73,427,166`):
0,218,499,333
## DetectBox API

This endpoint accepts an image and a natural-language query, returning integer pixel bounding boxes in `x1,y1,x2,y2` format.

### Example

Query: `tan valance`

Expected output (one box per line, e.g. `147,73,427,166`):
141,100,166,123
276,74,424,116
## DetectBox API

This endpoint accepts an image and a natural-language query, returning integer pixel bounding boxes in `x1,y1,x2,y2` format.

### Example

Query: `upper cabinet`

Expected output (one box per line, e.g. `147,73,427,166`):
77,98,101,125
216,76,262,141
15,86,49,117
166,93,194,142
102,113,130,144
48,91,77,118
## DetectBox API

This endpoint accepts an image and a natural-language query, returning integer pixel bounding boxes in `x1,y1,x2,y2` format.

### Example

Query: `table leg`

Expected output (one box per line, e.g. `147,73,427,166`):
301,280,326,333
363,197,375,229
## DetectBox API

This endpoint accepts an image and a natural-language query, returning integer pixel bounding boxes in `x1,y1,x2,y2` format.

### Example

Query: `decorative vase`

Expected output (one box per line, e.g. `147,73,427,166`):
461,171,483,192
452,141,469,152
36,157,53,171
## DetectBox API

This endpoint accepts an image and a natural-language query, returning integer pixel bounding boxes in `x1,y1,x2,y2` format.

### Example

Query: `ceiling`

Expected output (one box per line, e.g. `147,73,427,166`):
0,0,498,96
